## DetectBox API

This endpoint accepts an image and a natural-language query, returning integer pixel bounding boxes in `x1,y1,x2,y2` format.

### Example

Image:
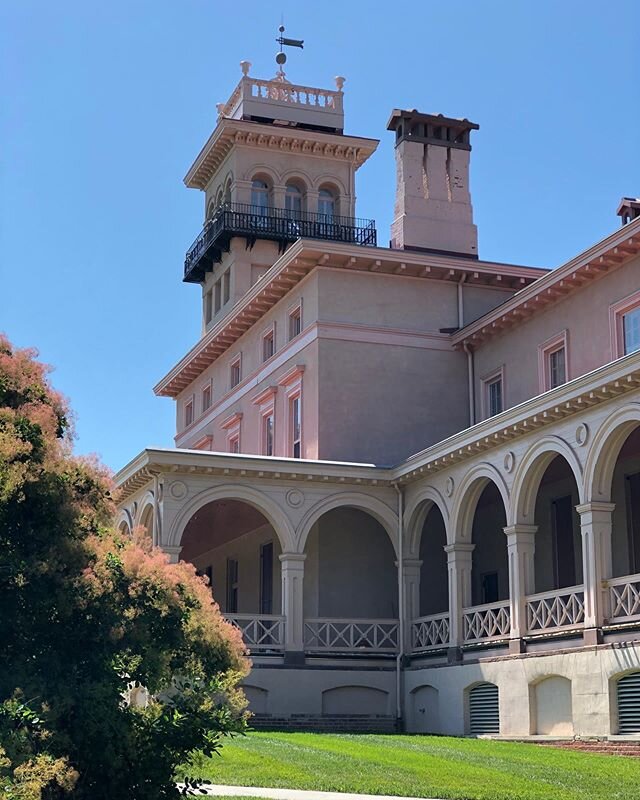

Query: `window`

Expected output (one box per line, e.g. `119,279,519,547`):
291,394,301,458
222,270,230,305
225,558,238,613
201,382,212,412
260,543,274,615
623,307,640,355
230,357,241,389
263,412,274,456
228,434,240,454
204,289,212,324
184,399,194,428
481,367,504,419
548,346,566,389
263,329,275,361
285,183,303,215
538,331,569,392
251,178,270,210
214,279,222,314
484,376,502,417
318,187,335,218
611,291,640,358
289,305,302,340
221,411,242,454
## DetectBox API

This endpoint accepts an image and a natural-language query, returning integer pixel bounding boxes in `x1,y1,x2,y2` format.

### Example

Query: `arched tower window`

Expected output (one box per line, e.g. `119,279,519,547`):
251,179,270,210
223,179,232,205
285,183,303,215
318,187,336,219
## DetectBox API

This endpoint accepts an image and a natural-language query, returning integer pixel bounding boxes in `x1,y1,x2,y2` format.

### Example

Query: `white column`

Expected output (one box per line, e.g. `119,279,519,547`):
280,553,306,657
444,543,474,651
504,525,537,650
402,558,423,650
576,502,615,642
162,545,182,564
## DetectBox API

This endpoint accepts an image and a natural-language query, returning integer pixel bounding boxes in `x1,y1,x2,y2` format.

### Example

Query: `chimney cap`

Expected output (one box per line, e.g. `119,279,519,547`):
387,108,479,151
386,108,479,133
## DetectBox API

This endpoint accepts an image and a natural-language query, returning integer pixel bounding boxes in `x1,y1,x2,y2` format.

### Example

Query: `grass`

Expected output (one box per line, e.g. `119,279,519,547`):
181,731,640,800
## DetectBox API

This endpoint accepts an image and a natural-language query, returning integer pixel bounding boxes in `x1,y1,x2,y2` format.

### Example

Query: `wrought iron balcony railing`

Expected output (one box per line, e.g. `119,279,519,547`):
183,202,377,283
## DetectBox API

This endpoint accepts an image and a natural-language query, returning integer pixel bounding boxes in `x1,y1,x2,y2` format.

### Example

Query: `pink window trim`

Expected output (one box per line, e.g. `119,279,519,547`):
252,386,277,457
192,434,213,451
278,364,305,387
229,354,242,389
479,365,505,421
220,411,243,430
537,329,569,392
261,322,276,363
609,289,640,360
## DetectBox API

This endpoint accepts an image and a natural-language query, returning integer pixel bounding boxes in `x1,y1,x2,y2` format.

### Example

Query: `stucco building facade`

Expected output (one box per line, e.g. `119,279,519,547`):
117,63,640,738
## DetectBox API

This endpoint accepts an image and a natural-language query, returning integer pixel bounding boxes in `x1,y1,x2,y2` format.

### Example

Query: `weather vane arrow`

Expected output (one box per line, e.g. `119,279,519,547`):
277,25,304,50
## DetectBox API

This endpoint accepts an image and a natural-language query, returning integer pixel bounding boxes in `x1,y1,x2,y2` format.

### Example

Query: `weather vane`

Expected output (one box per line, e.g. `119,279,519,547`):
275,24,303,76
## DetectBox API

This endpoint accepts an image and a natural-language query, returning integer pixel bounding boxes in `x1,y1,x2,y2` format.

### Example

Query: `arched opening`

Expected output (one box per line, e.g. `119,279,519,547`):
530,675,573,735
410,685,441,733
138,504,154,538
180,498,283,651
419,504,448,616
471,482,508,606
285,182,304,215
532,455,583,594
609,425,640,579
303,506,398,653
251,178,271,210
223,177,232,205
318,186,336,219
467,682,500,735
616,671,640,734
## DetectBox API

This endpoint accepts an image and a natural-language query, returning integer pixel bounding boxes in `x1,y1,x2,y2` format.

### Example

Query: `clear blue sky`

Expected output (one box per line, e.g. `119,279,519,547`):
2,2,639,472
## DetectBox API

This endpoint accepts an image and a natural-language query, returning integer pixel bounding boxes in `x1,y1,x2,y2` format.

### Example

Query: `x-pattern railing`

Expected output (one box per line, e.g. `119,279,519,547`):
304,618,399,653
608,574,640,620
411,613,450,651
526,586,584,632
225,614,285,651
463,601,510,643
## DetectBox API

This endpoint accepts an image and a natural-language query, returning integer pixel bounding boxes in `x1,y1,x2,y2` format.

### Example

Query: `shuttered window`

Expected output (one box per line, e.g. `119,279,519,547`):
469,682,500,735
617,672,640,734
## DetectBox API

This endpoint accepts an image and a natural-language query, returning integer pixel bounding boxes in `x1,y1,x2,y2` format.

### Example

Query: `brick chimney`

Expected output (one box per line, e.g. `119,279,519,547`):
617,197,640,226
387,109,479,257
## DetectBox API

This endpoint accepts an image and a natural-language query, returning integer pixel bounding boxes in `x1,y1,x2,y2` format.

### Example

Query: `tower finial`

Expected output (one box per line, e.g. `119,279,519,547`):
275,24,304,79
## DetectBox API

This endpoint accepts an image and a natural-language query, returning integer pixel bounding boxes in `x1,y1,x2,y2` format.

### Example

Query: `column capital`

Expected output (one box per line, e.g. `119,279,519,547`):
576,502,616,516
503,524,538,537
161,545,182,564
444,543,475,554
279,552,307,564
403,558,424,568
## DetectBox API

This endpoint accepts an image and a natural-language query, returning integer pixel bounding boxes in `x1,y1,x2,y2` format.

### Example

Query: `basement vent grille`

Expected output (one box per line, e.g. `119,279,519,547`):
469,682,500,735
617,672,640,734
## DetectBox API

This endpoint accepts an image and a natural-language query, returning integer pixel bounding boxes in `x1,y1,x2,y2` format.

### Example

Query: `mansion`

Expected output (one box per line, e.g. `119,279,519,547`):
116,61,640,738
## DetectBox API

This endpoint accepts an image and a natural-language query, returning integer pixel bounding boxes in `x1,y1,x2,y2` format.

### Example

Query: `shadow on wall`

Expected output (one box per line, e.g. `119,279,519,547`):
321,685,390,716
529,676,573,735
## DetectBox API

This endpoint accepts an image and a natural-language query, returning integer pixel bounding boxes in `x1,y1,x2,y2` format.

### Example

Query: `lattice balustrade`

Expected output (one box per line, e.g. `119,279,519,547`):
411,613,450,651
304,618,399,653
526,587,585,632
463,602,511,643
225,614,285,651
608,575,640,621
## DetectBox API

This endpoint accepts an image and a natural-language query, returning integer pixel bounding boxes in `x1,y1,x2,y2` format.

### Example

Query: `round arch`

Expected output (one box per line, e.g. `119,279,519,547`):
116,508,133,535
510,435,584,525
449,463,509,545
311,174,348,196
296,492,399,556
167,484,296,552
404,486,449,557
280,169,312,192
134,490,155,528
584,403,640,503
242,164,280,185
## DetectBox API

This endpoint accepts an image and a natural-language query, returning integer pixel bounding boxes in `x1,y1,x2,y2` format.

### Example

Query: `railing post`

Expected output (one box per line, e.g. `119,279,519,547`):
444,543,474,659
402,558,422,651
279,553,306,664
503,525,537,653
576,502,615,644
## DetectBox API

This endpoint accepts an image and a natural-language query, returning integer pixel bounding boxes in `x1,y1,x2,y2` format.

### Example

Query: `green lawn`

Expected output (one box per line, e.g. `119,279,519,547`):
182,731,640,800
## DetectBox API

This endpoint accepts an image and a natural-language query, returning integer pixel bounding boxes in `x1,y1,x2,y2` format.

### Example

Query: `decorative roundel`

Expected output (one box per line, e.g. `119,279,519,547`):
286,489,304,508
575,423,589,447
445,476,455,498
169,480,188,500
503,451,516,473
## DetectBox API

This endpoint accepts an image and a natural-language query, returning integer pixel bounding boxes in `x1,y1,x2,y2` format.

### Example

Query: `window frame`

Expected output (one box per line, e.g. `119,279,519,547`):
183,396,195,429
279,366,304,459
201,379,212,413
221,411,242,454
288,302,302,342
229,354,242,389
252,386,277,457
222,270,230,305
610,289,640,359
537,330,569,392
262,323,276,363
480,366,505,420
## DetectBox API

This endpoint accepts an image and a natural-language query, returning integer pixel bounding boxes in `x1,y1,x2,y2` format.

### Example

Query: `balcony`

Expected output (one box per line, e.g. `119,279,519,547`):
183,202,377,283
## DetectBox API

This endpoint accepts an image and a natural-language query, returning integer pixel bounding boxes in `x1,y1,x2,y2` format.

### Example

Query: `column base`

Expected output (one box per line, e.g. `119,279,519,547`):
447,647,463,664
583,627,603,646
283,650,306,666
508,637,526,654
